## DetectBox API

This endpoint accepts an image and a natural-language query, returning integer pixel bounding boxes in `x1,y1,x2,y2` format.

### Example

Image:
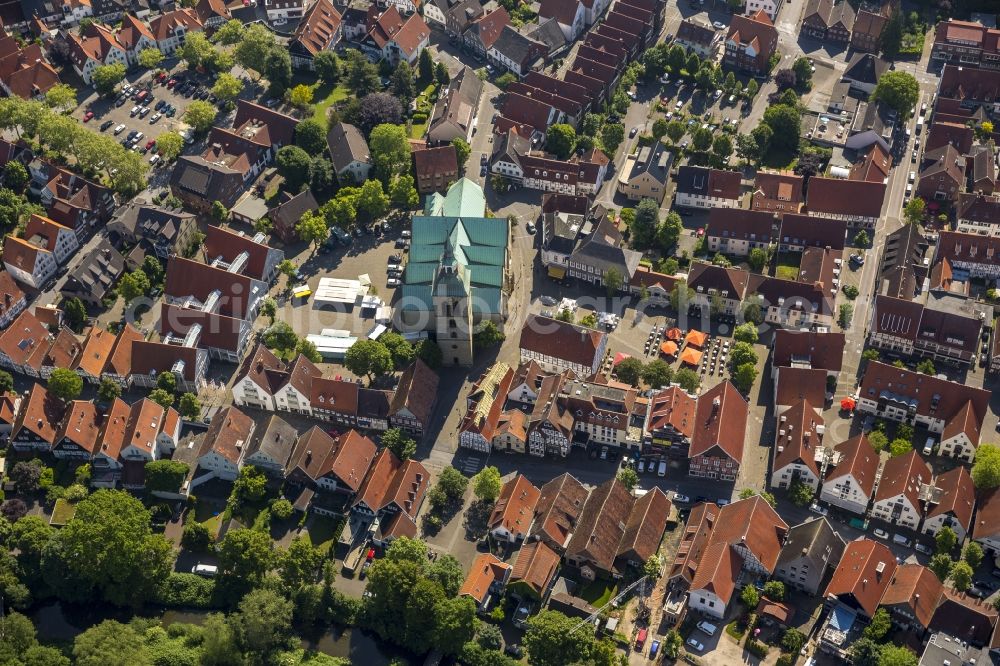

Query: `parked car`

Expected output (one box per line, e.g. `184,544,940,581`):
672,493,690,503
809,503,828,516
192,564,218,577
892,534,912,548
138,106,151,118
83,111,94,122
713,20,726,29
686,638,704,652
129,105,140,117
100,120,114,132
629,126,638,138
150,113,162,124
697,621,717,637
525,222,536,234
387,278,401,287
874,528,889,539
915,543,931,555
114,124,126,135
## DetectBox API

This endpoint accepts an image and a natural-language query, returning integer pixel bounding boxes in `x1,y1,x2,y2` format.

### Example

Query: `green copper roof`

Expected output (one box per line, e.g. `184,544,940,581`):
402,215,509,313
422,178,486,218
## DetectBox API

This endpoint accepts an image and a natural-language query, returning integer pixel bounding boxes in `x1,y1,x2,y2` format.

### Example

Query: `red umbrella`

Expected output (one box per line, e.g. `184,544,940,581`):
840,397,856,411
613,352,631,367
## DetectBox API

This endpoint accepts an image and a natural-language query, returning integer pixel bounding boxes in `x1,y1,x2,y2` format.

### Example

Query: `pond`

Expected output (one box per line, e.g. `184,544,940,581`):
32,602,411,665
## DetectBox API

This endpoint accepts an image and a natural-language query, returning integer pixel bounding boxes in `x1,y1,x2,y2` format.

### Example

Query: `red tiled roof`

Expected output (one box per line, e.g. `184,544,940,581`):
459,553,511,604
806,177,886,218
690,541,742,603
881,563,943,628
198,406,254,464
824,539,896,617
826,434,879,497
519,315,605,369
203,225,277,282
874,450,931,510
927,466,975,535
489,474,540,536
689,381,748,464
510,540,560,597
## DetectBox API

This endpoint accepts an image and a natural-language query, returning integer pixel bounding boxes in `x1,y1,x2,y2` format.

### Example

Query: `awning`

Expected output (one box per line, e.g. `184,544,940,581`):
548,265,566,279
665,327,683,341
684,329,708,349
680,348,702,367
613,352,631,366
660,341,678,356
841,397,857,411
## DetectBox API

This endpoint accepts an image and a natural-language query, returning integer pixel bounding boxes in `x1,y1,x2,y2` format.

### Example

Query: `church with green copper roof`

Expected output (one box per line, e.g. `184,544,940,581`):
398,210,510,366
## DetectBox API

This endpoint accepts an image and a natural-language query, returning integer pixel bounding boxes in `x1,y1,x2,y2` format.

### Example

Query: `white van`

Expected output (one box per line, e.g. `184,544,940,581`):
657,460,667,477
192,564,218,577
637,460,645,474
892,534,912,548
923,438,934,455
697,621,717,637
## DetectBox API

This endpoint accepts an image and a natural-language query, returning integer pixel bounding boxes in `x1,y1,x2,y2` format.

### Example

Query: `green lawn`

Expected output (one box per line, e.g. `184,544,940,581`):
305,515,342,555
578,581,618,608
761,144,799,170
311,83,351,125
775,252,801,281
194,499,224,539
50,499,77,526
409,120,428,139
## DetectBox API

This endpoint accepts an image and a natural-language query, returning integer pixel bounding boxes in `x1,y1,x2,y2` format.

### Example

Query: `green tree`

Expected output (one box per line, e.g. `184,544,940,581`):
675,368,700,393
155,132,183,162
179,31,214,68
617,467,639,490
495,71,517,90
936,525,958,555
782,628,806,653
973,444,1000,489
839,303,854,328
2,161,27,192
452,138,471,169
210,200,228,222
48,367,83,402
733,322,759,345
178,393,201,420
473,321,505,349
279,536,322,590
763,580,785,601
436,61,450,85
289,84,314,108
964,541,984,569
147,388,174,409
44,83,77,112
615,357,644,386
665,120,686,144
213,18,244,44
390,61,416,107
729,341,758,369
950,560,974,591
314,51,340,82
97,377,121,403
472,466,502,502
741,584,759,608
656,211,683,251
181,521,212,552
369,123,411,181
788,479,814,507
792,57,813,89
138,47,164,70
91,63,126,97
415,339,442,369
732,363,757,393
641,359,673,388
524,610,595,666
436,466,469,502
929,552,954,581
904,197,925,225
863,608,891,640
889,438,911,457
144,460,189,493
261,297,277,324
915,358,935,375
651,118,668,140
296,210,329,250
868,430,888,452
600,123,625,154
217,528,275,594
72,620,147,666
872,71,920,119
230,465,268,510
345,339,393,381
230,588,295,660
546,124,576,159
45,490,173,606
381,428,417,461
156,370,176,394
434,596,478,655
183,100,218,134
854,230,871,247
418,48,434,83
276,145,312,190
211,72,244,105
879,645,918,666
630,198,660,249
692,126,712,151
712,133,734,160
61,296,87,332
389,174,419,209
762,104,801,152
234,22,276,77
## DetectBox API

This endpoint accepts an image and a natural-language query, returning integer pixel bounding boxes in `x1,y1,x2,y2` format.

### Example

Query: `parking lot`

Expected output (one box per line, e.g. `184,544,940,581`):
72,64,219,162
